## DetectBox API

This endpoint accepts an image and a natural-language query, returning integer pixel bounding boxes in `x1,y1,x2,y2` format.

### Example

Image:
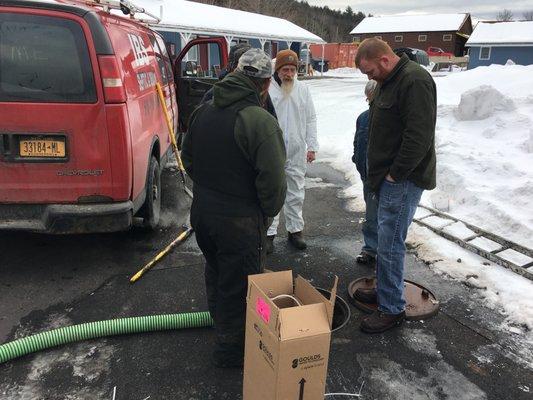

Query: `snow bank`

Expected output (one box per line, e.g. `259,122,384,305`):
430,64,533,248
437,64,533,104
322,67,364,78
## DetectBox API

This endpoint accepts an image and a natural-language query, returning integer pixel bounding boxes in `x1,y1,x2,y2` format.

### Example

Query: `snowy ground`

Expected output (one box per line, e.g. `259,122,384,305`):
306,65,533,342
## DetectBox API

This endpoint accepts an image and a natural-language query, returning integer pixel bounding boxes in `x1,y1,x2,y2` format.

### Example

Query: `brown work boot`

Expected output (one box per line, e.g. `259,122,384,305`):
266,235,275,254
288,231,307,250
360,310,405,334
353,288,377,304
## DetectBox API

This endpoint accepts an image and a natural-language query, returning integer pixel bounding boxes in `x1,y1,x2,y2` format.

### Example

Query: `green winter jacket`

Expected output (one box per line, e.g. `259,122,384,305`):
367,54,437,193
182,71,286,217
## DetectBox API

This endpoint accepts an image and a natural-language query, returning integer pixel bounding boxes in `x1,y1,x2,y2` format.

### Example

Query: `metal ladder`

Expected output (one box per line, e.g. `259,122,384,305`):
414,205,533,281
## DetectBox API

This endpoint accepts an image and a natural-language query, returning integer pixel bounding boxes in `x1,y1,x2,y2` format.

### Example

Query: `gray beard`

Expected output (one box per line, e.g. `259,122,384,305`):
281,79,294,97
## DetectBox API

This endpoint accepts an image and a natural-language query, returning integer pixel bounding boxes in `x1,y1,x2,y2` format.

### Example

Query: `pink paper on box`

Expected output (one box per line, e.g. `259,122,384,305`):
256,297,271,323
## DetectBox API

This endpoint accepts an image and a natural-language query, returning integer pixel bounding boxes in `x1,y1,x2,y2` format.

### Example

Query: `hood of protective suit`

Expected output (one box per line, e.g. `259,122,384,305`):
212,71,263,109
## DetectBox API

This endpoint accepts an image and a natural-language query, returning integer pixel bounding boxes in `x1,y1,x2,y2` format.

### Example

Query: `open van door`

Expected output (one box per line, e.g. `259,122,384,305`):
174,37,228,138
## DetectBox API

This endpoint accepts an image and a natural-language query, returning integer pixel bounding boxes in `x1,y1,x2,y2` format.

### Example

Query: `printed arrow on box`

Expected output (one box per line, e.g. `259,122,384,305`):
298,378,306,400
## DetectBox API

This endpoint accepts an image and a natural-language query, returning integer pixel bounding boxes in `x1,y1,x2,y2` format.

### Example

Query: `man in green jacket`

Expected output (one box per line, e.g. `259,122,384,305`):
354,38,437,333
181,49,286,367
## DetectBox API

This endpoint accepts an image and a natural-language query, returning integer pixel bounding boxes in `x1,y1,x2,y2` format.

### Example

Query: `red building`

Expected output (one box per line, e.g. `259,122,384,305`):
350,13,473,57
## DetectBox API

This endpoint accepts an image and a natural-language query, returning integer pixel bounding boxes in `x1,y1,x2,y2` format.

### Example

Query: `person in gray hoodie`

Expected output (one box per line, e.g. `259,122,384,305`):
181,49,286,368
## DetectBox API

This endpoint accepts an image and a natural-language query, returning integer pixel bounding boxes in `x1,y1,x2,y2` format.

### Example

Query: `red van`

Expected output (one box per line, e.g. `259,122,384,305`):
0,0,227,233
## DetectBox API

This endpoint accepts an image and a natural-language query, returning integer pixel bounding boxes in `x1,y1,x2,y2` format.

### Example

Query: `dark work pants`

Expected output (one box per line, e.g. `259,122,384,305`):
191,207,266,361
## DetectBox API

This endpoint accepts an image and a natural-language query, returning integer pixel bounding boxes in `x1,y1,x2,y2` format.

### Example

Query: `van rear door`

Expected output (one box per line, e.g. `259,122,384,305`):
0,8,113,203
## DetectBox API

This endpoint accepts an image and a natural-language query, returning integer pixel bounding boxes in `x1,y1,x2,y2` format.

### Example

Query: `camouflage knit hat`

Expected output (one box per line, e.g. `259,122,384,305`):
228,43,252,71
236,48,273,79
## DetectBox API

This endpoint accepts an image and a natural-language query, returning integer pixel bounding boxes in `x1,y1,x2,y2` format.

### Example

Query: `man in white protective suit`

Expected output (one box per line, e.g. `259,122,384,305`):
266,49,318,253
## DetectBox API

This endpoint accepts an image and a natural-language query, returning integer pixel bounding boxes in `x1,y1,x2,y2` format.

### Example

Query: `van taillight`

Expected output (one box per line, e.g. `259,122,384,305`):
98,55,126,103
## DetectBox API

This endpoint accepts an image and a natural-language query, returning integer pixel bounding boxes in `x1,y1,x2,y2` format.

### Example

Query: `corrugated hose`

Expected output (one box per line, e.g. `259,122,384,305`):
0,312,213,364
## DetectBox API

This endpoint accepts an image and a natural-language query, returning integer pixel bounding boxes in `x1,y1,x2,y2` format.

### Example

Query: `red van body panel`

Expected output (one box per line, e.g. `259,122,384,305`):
101,14,172,202
0,7,114,203
0,0,227,233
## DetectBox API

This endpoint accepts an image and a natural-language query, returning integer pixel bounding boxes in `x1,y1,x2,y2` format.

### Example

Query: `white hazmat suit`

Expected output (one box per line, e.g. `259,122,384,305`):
267,77,318,236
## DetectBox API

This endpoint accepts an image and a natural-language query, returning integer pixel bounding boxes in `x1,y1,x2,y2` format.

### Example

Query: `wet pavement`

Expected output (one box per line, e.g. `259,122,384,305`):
0,163,532,399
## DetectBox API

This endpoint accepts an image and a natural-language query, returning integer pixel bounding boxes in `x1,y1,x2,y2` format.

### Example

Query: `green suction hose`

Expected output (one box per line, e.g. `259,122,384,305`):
0,311,213,364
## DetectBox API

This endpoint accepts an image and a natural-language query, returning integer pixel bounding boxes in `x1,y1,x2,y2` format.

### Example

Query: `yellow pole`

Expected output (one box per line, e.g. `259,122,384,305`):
130,226,194,283
130,84,195,284
155,83,189,193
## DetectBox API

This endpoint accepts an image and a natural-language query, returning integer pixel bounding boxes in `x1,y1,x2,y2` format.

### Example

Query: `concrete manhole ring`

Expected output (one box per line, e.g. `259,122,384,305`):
347,276,439,320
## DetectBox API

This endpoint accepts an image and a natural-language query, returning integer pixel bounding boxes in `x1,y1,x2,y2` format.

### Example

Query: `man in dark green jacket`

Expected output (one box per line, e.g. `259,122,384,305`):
354,38,437,333
181,49,286,367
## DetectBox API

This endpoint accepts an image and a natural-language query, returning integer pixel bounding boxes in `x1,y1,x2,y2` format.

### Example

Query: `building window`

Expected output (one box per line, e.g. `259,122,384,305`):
374,35,382,40
443,34,452,41
353,36,361,42
479,46,491,60
418,34,427,42
395,35,403,42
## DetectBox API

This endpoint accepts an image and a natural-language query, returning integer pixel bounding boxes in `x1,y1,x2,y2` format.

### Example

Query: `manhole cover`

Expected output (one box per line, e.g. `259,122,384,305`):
347,276,439,320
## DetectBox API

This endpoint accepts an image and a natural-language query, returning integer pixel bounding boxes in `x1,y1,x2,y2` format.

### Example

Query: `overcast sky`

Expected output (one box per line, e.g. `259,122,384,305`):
305,0,533,20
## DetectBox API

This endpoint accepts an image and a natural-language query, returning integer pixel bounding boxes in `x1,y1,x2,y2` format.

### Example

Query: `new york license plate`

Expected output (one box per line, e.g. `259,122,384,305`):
19,138,66,158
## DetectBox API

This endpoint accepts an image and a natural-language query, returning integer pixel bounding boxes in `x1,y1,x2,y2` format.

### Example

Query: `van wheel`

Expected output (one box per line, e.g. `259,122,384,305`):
141,156,161,230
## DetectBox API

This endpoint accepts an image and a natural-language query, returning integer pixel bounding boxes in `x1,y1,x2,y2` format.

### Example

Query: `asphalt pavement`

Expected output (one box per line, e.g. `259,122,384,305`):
0,163,531,399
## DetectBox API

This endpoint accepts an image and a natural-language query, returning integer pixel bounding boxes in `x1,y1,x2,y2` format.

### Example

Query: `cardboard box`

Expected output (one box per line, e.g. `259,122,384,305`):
243,270,338,400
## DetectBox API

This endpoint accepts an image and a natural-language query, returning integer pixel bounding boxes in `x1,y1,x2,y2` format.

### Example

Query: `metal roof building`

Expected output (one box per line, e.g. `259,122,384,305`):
466,21,533,68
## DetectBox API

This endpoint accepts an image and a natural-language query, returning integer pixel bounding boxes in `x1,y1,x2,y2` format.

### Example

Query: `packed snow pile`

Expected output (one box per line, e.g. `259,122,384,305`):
527,129,533,154
454,85,515,121
430,64,533,248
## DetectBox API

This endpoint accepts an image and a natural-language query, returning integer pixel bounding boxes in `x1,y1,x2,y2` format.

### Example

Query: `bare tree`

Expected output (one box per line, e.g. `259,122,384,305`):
497,9,514,21
523,11,533,21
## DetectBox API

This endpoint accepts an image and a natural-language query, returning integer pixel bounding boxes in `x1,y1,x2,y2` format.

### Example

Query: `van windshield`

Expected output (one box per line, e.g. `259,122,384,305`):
0,13,96,103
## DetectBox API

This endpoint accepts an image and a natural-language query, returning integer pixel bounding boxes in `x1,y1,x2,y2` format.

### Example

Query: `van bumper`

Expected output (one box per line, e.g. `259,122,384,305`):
0,202,133,234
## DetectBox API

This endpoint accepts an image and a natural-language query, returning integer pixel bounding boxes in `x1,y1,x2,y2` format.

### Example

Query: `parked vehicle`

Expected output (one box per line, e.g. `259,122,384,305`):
426,47,453,58
393,47,430,66
0,0,227,233
299,48,329,74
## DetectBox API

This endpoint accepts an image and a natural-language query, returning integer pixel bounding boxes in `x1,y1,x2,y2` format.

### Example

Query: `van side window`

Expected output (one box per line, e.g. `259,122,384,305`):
0,13,96,103
149,33,171,85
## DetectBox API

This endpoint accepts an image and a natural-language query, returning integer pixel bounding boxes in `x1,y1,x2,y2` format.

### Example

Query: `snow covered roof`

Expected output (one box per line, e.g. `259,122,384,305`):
133,0,325,43
467,21,533,46
350,14,469,34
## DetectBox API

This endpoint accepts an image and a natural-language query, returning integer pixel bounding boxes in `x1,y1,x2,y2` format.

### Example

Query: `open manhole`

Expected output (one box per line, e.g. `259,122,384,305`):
347,276,439,320
316,288,351,332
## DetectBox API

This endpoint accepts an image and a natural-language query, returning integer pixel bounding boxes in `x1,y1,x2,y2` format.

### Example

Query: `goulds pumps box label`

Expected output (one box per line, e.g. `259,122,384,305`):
243,270,338,400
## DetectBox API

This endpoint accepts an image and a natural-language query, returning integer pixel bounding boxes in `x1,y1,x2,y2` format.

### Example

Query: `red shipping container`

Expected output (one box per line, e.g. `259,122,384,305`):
309,43,359,69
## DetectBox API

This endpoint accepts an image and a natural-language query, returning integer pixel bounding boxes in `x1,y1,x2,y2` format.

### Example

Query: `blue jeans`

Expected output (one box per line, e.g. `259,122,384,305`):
376,180,423,314
362,182,378,257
